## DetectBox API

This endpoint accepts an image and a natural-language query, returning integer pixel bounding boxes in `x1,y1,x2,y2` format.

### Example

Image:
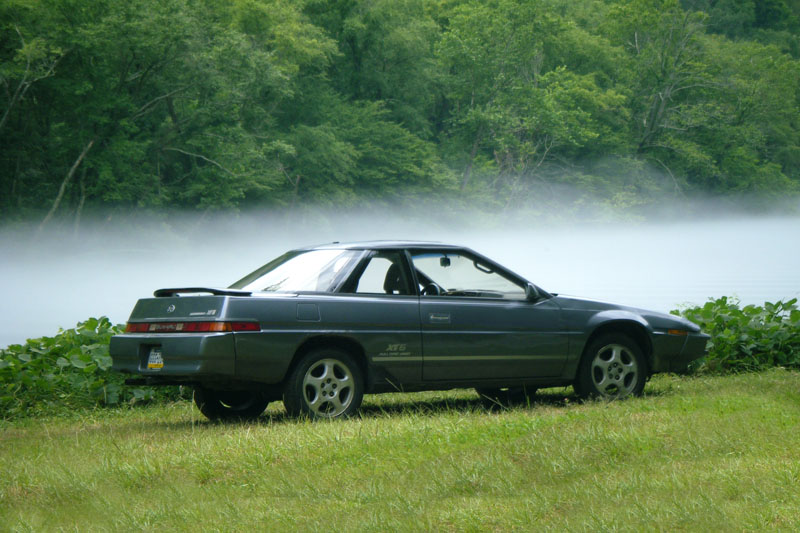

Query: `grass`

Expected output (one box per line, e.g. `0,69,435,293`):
1,369,799,532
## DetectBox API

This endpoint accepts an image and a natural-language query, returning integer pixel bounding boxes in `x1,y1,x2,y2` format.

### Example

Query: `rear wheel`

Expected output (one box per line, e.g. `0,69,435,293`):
476,386,537,410
193,386,271,421
574,334,647,400
283,349,364,419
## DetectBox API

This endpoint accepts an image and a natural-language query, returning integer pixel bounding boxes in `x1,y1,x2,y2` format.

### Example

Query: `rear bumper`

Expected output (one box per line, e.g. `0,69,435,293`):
110,332,236,379
650,331,710,373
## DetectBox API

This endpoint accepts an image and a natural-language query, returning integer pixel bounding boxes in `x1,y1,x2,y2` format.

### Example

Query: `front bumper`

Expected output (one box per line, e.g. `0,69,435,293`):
110,332,236,379
650,331,710,373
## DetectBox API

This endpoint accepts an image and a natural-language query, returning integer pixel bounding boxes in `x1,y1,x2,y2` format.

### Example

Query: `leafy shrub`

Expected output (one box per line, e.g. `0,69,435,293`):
674,297,800,373
0,317,180,419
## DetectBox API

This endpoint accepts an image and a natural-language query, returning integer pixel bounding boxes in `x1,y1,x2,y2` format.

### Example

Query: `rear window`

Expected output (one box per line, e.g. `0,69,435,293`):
230,249,362,293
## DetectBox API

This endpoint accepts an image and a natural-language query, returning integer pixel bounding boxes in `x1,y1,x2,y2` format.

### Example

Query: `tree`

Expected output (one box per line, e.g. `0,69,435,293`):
436,0,630,202
305,0,441,137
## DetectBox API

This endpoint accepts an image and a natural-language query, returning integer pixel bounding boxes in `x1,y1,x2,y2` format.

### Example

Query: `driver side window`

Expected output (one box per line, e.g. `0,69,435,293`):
410,251,525,299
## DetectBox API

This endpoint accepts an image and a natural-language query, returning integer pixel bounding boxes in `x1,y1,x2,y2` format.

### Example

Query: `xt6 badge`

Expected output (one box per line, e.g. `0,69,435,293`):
377,343,412,357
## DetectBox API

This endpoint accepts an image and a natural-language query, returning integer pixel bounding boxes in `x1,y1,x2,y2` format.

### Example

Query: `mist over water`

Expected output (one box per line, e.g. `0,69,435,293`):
2,207,799,348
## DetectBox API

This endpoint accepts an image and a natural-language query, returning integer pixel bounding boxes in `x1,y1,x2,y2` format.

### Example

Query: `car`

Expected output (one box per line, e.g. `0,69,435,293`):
110,241,709,420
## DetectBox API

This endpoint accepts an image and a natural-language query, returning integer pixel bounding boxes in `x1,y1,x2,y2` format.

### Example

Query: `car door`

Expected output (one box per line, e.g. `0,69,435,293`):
410,249,568,381
333,250,423,384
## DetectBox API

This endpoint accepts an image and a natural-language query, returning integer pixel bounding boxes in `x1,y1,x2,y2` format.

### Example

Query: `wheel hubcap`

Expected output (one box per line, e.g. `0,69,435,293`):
591,344,639,398
302,359,354,417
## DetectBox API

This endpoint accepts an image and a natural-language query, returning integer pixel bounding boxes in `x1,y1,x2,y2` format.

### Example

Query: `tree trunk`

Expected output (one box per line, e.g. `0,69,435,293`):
1,27,62,134
0,80,29,134
290,175,301,210
11,155,21,207
461,127,483,191
73,168,87,238
37,139,95,235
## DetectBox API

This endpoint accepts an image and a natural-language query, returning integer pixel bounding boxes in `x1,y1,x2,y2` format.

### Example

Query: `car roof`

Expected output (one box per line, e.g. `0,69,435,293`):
289,240,540,291
295,240,466,251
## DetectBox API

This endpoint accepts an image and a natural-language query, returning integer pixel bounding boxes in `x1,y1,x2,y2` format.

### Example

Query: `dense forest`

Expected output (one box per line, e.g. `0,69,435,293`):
2,0,799,224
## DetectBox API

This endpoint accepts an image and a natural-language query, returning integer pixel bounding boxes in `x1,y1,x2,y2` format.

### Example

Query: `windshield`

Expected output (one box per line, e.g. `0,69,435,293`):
411,251,525,299
230,249,362,293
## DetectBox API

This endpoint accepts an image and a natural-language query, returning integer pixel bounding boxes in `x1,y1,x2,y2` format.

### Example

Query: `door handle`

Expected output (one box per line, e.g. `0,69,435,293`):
429,313,451,324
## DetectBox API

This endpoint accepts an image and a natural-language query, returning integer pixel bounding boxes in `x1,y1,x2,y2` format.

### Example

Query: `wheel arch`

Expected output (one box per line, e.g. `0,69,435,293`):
583,320,653,374
285,334,368,385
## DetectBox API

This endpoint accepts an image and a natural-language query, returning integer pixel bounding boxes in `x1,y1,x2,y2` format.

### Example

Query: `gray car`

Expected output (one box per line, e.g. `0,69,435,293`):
110,241,708,420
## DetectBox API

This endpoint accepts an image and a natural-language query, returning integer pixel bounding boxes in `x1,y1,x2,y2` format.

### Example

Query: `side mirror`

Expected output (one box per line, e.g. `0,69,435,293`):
525,283,540,302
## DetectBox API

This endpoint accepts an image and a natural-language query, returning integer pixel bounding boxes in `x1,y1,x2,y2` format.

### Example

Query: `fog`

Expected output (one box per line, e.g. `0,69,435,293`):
2,207,799,348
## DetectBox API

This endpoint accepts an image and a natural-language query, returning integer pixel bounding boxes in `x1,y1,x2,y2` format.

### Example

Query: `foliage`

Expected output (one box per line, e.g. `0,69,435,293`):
0,0,799,219
674,297,800,373
0,0,800,220
0,317,178,419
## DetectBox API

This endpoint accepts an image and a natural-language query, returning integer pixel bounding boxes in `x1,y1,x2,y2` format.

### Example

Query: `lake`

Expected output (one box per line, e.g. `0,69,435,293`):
1,213,798,347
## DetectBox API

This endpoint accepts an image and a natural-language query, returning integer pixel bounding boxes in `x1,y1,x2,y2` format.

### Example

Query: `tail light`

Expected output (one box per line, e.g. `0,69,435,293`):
124,321,260,333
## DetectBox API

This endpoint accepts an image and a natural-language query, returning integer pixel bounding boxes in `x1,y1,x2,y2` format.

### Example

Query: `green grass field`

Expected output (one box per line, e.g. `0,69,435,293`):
1,370,799,532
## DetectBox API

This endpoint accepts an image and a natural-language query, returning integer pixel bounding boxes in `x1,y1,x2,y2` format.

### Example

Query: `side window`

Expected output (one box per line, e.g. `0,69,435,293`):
411,251,525,299
353,253,411,295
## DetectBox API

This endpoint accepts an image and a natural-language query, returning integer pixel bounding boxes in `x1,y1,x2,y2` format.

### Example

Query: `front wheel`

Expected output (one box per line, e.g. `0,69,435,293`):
283,349,364,419
193,387,271,421
574,334,647,400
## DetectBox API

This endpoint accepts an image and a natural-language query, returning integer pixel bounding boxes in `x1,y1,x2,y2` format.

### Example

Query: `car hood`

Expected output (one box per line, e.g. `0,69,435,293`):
551,294,702,333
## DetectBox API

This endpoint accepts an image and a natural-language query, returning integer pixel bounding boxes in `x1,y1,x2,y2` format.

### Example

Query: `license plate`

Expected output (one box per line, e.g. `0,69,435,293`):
147,347,164,370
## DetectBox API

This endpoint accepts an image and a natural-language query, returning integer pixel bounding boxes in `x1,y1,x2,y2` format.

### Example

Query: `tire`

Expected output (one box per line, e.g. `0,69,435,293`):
574,333,647,400
283,349,364,419
193,386,271,421
476,386,537,410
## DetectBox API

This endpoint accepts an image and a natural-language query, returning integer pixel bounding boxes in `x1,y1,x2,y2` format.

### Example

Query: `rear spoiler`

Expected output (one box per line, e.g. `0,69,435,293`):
153,287,253,297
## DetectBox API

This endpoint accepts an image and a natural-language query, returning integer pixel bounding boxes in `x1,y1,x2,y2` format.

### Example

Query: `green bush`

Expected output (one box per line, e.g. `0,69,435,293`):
674,297,800,373
0,317,179,419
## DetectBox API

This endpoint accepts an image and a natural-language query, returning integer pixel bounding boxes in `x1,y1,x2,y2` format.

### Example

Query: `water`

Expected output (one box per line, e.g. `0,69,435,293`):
1,213,798,347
